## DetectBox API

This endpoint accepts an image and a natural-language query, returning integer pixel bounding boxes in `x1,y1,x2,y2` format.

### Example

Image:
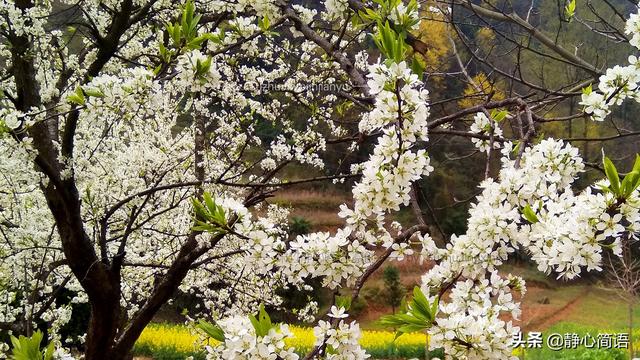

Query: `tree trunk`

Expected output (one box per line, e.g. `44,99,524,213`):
84,301,121,360
42,185,123,360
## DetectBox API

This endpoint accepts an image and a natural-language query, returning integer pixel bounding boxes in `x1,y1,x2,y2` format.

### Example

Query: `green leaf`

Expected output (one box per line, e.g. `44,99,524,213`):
565,0,576,19
522,204,539,223
410,286,433,322
66,86,85,106
430,296,439,318
194,56,212,80
378,286,437,341
11,331,46,360
249,304,274,337
258,15,271,32
248,314,262,336
153,64,163,76
358,8,381,24
410,56,425,79
397,324,426,333
187,34,214,50
582,83,592,95
373,21,407,63
621,170,640,198
198,320,226,342
336,295,352,310
82,86,104,98
43,342,54,360
181,0,196,40
632,154,640,173
191,192,228,234
378,314,406,327
258,304,272,334
490,109,509,122
604,156,621,196
165,22,181,47
158,42,170,62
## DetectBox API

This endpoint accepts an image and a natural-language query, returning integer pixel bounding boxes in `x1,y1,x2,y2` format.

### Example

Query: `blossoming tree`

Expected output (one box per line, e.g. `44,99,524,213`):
1,0,639,359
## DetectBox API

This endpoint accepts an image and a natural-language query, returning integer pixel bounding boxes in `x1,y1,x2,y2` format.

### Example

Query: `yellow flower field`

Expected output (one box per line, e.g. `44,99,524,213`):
135,323,428,354
285,326,428,352
133,324,538,358
136,324,206,353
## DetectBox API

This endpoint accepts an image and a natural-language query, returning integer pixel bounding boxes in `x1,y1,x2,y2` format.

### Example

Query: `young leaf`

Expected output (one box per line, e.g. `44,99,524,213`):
258,304,272,333
43,342,54,360
166,22,182,47
198,320,226,342
522,204,539,223
82,86,104,98
378,286,437,340
249,304,273,337
66,86,86,106
490,109,509,122
336,295,352,310
621,170,640,198
565,0,576,20
410,286,433,321
258,15,271,32
248,313,263,336
191,192,228,234
10,331,46,360
633,154,640,173
603,156,621,196
410,56,425,79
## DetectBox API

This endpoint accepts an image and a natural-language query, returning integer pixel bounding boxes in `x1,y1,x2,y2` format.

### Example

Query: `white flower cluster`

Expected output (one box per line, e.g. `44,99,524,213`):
344,60,432,233
207,316,299,360
0,137,79,343
387,1,420,30
0,1,49,37
284,229,373,289
175,50,222,93
429,273,522,360
0,108,23,130
324,0,349,21
313,308,369,360
469,112,502,153
580,6,640,121
256,58,435,294
419,138,640,358
626,10,640,48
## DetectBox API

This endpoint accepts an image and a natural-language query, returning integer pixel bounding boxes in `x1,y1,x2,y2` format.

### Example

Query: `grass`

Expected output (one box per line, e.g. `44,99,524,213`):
272,190,347,210
520,322,630,360
562,287,640,330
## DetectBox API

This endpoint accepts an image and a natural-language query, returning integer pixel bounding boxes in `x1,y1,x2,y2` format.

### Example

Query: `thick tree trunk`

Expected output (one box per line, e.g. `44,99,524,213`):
85,298,121,360
45,188,122,360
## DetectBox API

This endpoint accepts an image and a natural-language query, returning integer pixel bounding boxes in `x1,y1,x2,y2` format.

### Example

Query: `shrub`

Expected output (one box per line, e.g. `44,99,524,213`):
362,286,381,303
382,265,405,313
350,297,368,317
289,216,312,236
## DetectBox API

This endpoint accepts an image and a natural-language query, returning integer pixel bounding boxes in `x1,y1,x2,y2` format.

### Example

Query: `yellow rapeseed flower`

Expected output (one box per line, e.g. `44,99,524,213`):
136,324,210,352
136,324,530,357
